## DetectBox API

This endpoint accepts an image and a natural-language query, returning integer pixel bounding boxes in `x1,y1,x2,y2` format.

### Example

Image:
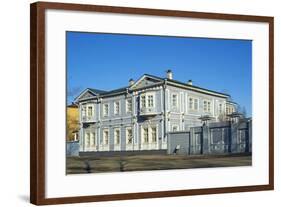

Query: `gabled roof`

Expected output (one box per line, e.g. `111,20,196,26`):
134,74,229,98
88,88,107,95
101,86,128,95
129,74,164,90
75,73,230,103
74,88,106,102
166,78,229,97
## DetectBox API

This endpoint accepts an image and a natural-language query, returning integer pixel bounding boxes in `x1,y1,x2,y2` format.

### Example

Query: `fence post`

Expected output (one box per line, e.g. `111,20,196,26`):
246,120,252,153
230,121,238,153
202,125,210,154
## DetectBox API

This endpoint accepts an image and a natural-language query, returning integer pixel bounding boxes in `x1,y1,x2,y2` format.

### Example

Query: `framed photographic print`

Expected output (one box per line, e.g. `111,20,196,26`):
30,1,274,205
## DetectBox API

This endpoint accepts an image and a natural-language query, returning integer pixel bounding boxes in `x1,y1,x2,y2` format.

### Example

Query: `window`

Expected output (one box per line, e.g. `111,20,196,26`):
151,127,157,143
114,101,120,115
172,94,178,108
126,128,133,144
102,129,109,145
103,104,109,117
86,133,90,148
87,106,93,117
90,132,96,147
126,99,132,113
172,125,179,132
219,103,223,114
143,128,149,143
226,107,229,114
82,105,86,117
194,98,199,110
189,97,199,111
203,100,207,112
189,98,193,109
207,102,211,112
141,95,146,108
114,128,120,145
203,100,211,113
147,95,154,107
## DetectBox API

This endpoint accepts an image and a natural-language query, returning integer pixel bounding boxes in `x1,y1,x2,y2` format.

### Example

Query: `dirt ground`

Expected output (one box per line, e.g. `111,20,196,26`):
66,153,252,174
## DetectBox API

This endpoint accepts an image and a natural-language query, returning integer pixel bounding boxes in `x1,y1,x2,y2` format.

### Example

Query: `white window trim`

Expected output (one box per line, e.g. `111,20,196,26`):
140,92,156,109
103,103,109,117
140,125,159,150
86,103,94,117
194,98,199,111
85,132,90,149
102,128,109,145
126,98,132,114
188,96,199,111
142,126,149,144
140,94,146,108
126,127,133,145
146,92,155,108
150,126,158,143
114,128,121,146
114,101,120,115
203,99,212,113
81,104,87,118
171,93,179,109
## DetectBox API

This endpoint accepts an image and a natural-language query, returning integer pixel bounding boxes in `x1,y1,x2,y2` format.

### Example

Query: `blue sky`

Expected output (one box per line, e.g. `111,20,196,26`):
67,32,252,116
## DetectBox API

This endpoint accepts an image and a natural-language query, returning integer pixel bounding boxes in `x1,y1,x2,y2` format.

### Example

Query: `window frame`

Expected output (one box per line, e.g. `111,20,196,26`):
126,98,133,114
103,103,109,117
188,96,199,111
114,101,120,115
203,99,212,113
90,131,96,147
114,128,121,145
147,94,154,107
171,93,178,108
126,127,133,144
151,126,157,143
142,127,149,143
87,104,94,117
102,128,109,145
140,92,156,109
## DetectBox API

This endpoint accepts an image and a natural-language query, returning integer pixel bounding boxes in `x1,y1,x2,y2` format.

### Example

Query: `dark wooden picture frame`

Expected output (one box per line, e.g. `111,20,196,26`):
30,1,274,205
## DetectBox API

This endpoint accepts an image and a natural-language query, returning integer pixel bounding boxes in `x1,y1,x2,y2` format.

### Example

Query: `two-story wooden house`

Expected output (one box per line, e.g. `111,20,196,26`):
74,70,236,152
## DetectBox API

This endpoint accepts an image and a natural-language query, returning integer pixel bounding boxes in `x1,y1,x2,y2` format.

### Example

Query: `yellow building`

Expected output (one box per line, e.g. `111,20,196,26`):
67,104,79,141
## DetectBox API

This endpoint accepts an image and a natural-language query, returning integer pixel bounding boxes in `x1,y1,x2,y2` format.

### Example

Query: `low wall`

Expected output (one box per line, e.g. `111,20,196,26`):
80,149,167,157
167,119,252,155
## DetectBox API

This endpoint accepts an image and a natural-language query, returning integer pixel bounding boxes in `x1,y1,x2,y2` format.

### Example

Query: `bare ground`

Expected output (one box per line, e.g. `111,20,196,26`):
66,153,252,174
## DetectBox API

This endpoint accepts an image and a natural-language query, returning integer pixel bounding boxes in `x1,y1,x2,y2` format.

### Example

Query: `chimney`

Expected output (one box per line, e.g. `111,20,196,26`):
166,70,173,79
129,78,135,86
187,80,193,85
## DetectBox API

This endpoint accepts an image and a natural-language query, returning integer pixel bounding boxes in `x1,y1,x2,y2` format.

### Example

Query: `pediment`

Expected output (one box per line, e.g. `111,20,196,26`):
79,91,95,99
130,75,163,90
75,89,97,102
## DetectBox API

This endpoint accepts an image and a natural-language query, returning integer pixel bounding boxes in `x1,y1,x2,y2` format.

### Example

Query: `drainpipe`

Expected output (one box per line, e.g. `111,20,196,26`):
163,80,167,142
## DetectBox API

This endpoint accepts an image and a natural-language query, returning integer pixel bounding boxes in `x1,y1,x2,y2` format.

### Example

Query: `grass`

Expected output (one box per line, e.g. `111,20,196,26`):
66,153,252,174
